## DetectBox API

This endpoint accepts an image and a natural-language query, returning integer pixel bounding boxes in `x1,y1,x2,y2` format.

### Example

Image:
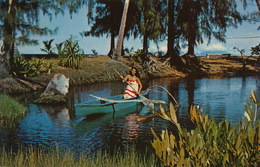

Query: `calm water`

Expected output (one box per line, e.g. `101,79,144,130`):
1,75,259,155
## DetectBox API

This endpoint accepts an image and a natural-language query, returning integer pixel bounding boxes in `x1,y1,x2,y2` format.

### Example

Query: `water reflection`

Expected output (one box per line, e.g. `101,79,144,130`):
122,113,140,142
39,104,71,127
1,75,259,156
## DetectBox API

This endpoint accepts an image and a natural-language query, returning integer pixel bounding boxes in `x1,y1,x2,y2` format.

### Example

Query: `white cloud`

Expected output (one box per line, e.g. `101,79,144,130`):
159,45,167,52
199,43,226,51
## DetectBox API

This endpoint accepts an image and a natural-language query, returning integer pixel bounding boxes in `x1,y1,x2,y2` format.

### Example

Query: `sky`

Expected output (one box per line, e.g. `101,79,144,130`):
18,1,259,56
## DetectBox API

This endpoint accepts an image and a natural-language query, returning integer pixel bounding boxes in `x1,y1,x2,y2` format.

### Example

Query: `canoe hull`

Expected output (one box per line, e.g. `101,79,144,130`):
75,95,143,117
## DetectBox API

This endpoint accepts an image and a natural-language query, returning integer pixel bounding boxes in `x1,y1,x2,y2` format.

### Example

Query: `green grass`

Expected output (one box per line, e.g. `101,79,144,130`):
0,94,26,127
0,147,162,167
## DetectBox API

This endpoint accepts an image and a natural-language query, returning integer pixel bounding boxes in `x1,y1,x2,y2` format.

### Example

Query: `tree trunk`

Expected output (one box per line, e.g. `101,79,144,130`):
112,0,130,60
0,0,15,79
186,35,195,55
143,33,148,54
166,0,174,55
166,0,177,66
108,30,115,56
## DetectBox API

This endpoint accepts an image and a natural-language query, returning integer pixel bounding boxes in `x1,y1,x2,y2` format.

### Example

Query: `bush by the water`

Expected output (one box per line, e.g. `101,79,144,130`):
0,94,26,127
151,91,259,166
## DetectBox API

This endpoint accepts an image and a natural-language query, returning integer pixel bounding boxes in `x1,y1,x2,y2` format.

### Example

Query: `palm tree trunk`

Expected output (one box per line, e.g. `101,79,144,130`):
113,0,130,60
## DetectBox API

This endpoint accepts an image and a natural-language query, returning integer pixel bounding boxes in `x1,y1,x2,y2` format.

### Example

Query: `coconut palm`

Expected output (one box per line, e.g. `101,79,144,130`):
41,39,56,56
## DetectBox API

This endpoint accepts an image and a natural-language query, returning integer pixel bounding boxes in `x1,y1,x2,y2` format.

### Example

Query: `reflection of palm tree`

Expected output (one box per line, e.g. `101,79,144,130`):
41,39,55,56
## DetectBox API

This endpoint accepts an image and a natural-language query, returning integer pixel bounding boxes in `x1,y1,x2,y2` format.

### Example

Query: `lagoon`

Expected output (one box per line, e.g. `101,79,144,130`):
1,75,259,156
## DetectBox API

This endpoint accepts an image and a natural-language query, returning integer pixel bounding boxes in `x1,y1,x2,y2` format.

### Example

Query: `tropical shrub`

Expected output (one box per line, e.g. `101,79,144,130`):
12,57,31,77
13,57,53,76
44,61,56,74
30,58,45,76
151,91,260,166
58,37,83,69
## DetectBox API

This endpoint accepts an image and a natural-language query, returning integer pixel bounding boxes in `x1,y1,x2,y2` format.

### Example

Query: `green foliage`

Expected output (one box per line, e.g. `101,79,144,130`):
55,42,64,56
13,57,54,76
58,37,84,69
0,94,26,128
41,39,56,56
127,49,149,63
12,57,31,77
30,58,45,76
151,91,260,166
251,43,260,56
44,61,56,74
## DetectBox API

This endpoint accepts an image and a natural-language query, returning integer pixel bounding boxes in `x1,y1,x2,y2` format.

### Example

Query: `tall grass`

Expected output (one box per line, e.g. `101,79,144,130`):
0,94,26,128
0,147,161,167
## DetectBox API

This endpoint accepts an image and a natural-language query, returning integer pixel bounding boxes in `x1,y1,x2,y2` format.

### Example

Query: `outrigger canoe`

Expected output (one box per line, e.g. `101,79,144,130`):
75,94,166,117
75,94,143,117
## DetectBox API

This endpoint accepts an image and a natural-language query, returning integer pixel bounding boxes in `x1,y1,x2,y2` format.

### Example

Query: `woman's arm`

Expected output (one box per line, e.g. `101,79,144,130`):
122,75,129,83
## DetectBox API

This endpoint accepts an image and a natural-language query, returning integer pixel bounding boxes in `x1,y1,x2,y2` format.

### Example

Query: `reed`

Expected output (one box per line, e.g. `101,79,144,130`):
0,94,26,128
0,147,161,167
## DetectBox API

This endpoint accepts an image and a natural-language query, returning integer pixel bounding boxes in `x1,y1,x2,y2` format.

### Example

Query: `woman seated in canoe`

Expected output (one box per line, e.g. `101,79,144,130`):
122,67,143,99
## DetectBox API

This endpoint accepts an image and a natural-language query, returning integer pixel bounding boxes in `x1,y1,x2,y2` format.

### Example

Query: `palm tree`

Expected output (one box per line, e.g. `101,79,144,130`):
113,0,130,60
41,39,56,56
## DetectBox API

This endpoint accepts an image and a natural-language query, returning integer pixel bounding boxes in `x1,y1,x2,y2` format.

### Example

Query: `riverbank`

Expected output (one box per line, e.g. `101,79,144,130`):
0,55,259,94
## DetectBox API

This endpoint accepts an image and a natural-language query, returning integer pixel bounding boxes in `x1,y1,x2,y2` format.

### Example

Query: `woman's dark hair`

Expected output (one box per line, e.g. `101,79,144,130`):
129,67,140,78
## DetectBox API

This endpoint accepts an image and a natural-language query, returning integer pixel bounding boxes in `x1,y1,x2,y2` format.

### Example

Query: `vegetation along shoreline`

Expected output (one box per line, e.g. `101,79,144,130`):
0,54,259,94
